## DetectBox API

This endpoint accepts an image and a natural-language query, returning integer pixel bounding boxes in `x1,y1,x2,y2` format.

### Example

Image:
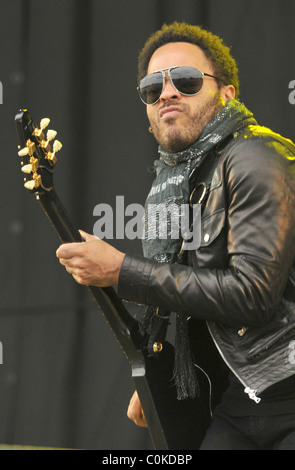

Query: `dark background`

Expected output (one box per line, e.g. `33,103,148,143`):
0,0,295,450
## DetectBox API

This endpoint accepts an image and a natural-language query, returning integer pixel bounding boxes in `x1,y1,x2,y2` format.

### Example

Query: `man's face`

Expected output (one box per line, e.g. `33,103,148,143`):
146,42,234,153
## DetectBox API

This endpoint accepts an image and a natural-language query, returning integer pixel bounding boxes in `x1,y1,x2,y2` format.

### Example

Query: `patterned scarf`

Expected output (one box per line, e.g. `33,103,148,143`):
140,99,257,400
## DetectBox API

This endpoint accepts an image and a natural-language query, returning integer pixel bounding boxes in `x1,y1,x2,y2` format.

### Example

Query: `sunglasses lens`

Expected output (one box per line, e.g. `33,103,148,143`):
170,66,203,95
139,72,163,105
138,66,204,105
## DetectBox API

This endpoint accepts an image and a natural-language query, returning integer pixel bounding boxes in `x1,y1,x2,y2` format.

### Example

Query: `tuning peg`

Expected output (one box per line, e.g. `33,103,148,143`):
40,118,50,130
46,129,57,141
33,127,45,142
27,140,36,156
18,147,29,157
32,119,50,143
46,140,62,166
21,157,38,174
24,180,36,190
19,139,36,157
21,164,33,174
46,153,57,165
30,157,39,172
53,140,62,152
24,172,41,190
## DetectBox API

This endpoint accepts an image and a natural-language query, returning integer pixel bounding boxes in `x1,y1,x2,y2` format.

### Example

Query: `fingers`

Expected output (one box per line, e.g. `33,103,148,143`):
56,230,96,259
56,230,92,258
56,242,81,260
55,230,125,287
127,391,148,428
56,240,85,281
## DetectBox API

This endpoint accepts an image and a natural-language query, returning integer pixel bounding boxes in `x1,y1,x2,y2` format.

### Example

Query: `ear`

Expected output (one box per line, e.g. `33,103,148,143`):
220,84,236,102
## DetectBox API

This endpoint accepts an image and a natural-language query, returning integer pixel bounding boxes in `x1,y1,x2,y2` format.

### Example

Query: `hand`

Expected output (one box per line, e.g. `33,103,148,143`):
127,391,147,428
56,230,125,287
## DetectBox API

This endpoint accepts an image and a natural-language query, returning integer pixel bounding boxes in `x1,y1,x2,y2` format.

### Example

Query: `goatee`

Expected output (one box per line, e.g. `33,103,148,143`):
152,91,224,153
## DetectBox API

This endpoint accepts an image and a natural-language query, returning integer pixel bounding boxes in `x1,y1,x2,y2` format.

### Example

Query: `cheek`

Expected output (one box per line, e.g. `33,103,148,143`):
146,107,155,124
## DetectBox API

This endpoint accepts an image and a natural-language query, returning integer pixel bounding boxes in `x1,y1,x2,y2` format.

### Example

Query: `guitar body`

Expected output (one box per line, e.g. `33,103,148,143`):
139,344,212,450
15,109,213,450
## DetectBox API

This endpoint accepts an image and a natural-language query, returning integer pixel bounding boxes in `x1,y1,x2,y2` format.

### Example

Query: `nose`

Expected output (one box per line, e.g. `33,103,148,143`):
159,75,181,102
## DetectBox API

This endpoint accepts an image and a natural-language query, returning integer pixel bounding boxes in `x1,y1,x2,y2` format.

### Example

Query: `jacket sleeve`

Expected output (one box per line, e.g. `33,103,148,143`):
118,135,295,327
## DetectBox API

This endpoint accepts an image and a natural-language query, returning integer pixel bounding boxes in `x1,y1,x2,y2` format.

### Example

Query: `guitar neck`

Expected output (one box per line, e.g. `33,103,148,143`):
36,189,142,359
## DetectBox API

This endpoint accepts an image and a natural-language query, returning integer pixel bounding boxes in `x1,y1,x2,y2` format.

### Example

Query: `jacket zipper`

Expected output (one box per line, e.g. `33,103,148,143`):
194,363,213,418
206,322,261,404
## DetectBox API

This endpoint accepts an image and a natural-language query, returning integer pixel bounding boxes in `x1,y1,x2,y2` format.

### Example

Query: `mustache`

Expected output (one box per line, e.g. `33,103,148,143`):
159,101,188,112
158,101,189,118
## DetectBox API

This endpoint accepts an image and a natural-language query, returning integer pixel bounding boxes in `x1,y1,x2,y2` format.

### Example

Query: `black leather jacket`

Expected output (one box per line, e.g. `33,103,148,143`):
118,125,295,403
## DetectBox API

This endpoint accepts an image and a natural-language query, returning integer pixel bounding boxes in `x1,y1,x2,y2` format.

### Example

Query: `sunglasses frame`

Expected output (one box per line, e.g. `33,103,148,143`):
137,66,222,105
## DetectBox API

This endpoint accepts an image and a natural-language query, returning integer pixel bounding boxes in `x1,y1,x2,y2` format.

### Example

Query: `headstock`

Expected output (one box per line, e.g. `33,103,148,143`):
15,109,62,193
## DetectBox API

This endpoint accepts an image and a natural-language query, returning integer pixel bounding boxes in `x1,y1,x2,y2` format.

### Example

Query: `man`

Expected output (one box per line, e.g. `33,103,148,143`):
56,23,295,450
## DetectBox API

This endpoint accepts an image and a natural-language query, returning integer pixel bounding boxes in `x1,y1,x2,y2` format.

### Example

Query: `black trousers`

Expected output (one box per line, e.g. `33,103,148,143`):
200,409,295,450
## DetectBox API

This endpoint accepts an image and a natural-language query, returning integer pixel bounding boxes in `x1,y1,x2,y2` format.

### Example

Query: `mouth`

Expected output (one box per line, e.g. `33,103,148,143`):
159,105,183,119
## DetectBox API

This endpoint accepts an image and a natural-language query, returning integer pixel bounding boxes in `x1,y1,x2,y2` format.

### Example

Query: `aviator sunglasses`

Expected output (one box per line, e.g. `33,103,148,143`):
138,65,222,105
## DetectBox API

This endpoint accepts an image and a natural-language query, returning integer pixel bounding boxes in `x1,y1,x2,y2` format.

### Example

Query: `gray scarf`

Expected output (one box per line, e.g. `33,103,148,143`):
140,99,257,400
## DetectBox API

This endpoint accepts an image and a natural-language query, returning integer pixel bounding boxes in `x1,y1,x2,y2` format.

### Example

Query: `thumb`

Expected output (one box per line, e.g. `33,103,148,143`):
79,229,100,242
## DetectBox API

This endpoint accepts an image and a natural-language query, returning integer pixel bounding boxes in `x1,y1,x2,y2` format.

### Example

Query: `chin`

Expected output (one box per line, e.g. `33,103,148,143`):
161,129,196,153
161,139,191,153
